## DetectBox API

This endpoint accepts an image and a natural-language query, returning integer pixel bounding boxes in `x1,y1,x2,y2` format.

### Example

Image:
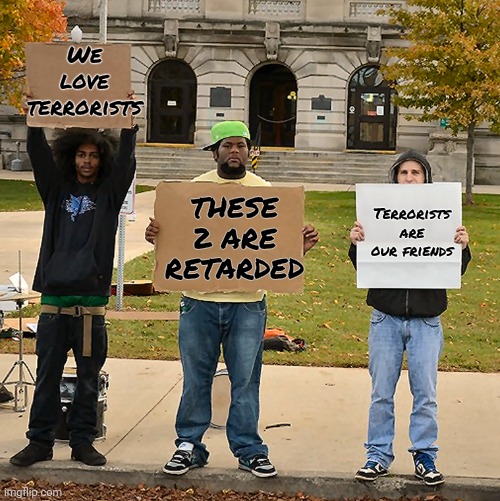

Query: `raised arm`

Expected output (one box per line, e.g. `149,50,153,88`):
27,127,58,205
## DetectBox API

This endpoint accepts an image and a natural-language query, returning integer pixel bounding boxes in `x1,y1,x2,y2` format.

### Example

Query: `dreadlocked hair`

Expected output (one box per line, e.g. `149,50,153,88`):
51,128,119,181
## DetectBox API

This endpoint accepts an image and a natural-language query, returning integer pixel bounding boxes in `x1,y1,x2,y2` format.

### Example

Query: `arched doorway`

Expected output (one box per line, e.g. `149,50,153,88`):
347,65,397,151
148,60,197,143
249,65,297,147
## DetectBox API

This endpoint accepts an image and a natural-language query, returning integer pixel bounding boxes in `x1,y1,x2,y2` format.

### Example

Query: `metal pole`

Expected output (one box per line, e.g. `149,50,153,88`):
98,0,122,309
116,214,126,311
99,0,108,43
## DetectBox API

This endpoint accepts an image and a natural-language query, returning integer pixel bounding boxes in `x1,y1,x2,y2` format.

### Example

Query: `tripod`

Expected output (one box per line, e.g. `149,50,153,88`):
1,251,38,411
1,295,37,412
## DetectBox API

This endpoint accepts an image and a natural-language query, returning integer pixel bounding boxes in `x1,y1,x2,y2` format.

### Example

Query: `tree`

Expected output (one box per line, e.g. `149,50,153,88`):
0,0,67,109
381,0,500,204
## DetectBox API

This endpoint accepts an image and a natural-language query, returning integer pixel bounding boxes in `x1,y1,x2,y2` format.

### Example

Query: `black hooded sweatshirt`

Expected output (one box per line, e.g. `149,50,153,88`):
29,126,137,296
348,150,472,317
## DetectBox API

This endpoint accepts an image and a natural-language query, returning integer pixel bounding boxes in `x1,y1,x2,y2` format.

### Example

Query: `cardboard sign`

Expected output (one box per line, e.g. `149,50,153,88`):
153,182,305,293
355,183,463,289
25,43,143,128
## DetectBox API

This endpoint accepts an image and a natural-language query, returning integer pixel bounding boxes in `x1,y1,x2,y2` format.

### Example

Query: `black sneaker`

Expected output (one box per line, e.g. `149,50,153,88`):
413,451,444,486
163,449,203,475
10,442,53,467
355,460,389,481
71,443,107,466
238,454,277,478
0,385,14,403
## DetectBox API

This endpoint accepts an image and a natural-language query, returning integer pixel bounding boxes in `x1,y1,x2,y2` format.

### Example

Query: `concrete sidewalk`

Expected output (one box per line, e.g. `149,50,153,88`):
0,354,499,500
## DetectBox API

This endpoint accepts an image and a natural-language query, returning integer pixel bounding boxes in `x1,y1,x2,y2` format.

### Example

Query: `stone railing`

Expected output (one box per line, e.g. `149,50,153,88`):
248,0,303,16
348,1,403,18
147,0,201,13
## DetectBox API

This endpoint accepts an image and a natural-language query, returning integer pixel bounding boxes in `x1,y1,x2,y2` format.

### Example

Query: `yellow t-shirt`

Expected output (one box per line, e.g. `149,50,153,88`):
183,169,271,303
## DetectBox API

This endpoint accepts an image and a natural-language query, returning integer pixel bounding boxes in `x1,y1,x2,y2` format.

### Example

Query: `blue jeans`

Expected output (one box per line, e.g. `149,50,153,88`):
365,309,443,468
27,312,107,448
175,296,268,464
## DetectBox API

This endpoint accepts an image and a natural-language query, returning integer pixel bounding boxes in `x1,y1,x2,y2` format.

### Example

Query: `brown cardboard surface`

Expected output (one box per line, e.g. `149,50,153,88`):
153,182,304,293
25,43,137,129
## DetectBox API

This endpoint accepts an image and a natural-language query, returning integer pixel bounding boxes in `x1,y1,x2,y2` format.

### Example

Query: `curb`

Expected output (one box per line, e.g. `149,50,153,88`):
1,463,499,501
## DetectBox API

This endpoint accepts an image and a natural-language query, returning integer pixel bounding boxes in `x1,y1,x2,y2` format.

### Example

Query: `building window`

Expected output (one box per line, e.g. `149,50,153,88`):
148,0,200,13
248,0,303,16
349,2,402,18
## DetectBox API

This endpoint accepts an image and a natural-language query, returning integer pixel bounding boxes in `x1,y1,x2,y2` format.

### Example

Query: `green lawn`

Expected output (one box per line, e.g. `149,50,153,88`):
1,184,498,372
0,179,153,212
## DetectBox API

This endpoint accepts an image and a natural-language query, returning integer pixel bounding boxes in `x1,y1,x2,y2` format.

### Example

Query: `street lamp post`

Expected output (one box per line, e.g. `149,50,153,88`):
99,0,108,43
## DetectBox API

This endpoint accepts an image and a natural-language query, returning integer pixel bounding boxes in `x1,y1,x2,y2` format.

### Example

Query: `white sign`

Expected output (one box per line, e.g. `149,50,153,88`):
120,177,136,215
355,183,463,289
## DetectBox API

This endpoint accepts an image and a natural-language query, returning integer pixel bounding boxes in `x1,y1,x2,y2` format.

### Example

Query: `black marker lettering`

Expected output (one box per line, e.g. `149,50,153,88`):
67,46,103,64
270,258,287,279
193,228,212,249
259,228,277,249
184,258,200,279
164,259,182,279
200,258,222,280
240,228,259,250
288,258,304,278
227,197,245,218
236,259,254,280
220,228,240,250
216,259,236,279
255,258,270,279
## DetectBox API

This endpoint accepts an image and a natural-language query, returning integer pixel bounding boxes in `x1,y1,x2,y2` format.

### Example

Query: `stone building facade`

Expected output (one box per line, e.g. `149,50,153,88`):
1,0,498,183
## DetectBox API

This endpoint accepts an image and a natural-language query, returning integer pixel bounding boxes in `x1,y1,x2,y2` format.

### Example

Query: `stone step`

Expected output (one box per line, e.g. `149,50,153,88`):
135,146,397,184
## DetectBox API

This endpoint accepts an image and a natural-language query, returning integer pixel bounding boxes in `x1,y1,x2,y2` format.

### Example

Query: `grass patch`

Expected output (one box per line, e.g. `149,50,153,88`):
0,179,154,212
1,189,498,372
0,179,43,211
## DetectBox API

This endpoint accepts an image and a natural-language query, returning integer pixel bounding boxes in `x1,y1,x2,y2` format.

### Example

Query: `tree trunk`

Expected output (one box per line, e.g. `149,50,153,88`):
465,122,475,205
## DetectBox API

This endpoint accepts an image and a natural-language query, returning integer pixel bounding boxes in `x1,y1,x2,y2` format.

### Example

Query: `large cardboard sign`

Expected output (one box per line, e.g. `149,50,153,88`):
355,183,463,289
153,182,305,293
25,43,143,128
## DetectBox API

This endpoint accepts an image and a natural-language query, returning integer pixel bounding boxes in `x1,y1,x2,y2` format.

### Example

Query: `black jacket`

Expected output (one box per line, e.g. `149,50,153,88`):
348,243,471,317
29,127,137,296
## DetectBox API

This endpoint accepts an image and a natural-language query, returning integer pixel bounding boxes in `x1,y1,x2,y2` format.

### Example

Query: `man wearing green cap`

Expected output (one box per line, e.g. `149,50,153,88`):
145,120,319,478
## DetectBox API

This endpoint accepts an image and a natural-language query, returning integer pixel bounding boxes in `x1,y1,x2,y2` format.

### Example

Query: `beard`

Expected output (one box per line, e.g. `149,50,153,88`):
218,161,246,179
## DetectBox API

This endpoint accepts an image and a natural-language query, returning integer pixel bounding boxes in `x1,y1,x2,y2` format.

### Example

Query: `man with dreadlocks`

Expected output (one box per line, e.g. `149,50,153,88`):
10,108,138,467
